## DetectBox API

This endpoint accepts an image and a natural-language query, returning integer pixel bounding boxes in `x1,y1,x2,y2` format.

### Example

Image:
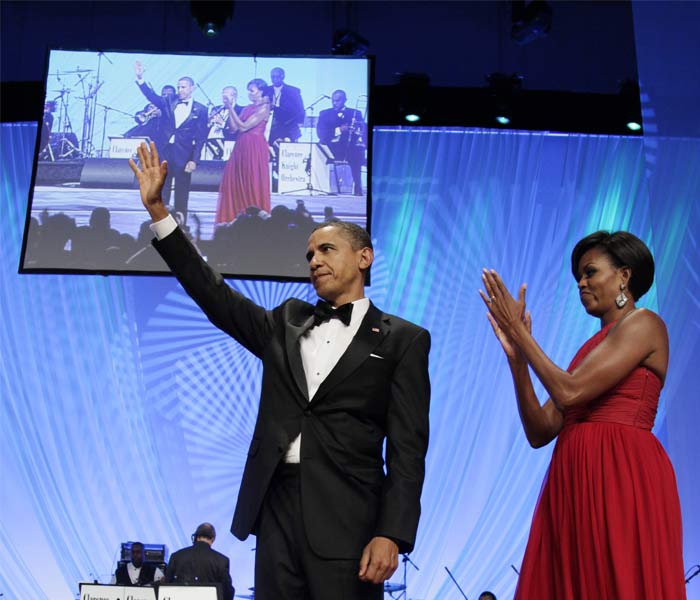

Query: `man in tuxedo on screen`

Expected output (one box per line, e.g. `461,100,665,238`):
129,142,431,600
316,89,366,195
264,67,305,144
165,523,234,600
134,61,207,225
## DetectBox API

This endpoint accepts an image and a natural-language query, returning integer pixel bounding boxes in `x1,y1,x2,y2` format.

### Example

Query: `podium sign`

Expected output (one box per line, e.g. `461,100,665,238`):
278,142,309,194
79,584,156,600
109,137,150,159
157,585,218,600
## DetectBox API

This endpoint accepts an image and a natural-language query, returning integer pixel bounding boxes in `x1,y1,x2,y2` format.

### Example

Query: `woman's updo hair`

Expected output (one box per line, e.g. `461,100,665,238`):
247,78,267,92
571,231,655,301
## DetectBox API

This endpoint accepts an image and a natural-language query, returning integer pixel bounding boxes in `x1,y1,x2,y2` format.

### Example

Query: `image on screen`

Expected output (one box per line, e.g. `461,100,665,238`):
20,49,371,279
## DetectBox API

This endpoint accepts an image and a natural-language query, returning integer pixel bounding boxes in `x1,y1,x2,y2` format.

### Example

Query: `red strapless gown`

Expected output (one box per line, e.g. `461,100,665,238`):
515,322,686,599
215,104,270,224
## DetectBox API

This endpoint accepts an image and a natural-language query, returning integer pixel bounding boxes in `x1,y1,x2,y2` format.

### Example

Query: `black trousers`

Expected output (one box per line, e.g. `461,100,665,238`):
160,144,193,223
254,463,383,600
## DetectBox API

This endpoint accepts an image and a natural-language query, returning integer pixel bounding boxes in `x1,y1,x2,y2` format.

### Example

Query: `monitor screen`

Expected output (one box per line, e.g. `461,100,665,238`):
20,49,372,279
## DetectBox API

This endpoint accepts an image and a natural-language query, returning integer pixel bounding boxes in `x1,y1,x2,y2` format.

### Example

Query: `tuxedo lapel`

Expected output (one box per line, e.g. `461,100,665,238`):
284,312,314,405
310,303,388,405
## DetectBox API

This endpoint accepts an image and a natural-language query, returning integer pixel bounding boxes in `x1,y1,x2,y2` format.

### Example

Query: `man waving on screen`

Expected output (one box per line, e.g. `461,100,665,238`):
129,141,431,600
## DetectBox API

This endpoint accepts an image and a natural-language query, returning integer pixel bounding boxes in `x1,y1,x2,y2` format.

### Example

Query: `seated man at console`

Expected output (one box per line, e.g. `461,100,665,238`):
316,89,366,196
111,541,164,586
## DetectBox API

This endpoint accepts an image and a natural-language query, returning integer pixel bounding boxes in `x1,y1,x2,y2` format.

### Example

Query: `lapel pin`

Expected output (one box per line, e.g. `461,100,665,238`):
371,327,380,333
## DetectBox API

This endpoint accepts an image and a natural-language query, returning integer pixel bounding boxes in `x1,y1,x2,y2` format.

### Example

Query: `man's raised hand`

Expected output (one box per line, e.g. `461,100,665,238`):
128,142,169,222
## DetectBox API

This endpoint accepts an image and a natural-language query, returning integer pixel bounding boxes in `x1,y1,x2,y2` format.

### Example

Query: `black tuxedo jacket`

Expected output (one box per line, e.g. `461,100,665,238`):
154,228,431,559
317,106,365,146
137,81,208,169
264,83,305,142
166,541,234,600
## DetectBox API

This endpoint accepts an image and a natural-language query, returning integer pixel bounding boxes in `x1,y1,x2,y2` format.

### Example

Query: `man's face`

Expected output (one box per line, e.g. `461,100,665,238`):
177,79,194,101
161,86,175,99
222,87,237,104
270,68,284,87
306,226,371,305
131,545,144,568
331,92,346,111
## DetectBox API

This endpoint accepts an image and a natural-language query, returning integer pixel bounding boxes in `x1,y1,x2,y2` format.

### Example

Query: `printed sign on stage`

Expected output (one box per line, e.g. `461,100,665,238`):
79,583,156,600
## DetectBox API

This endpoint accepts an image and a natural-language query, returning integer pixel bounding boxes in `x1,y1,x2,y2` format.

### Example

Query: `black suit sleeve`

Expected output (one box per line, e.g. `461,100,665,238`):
289,86,305,126
375,327,431,553
153,227,276,358
137,81,166,111
316,110,333,145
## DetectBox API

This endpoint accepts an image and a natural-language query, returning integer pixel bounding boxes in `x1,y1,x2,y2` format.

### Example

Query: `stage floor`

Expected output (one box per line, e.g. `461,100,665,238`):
29,186,367,241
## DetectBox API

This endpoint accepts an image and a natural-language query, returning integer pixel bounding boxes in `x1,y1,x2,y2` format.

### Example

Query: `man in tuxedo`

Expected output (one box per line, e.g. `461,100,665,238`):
165,523,234,600
205,86,244,159
129,142,431,600
316,89,366,195
135,61,208,224
111,541,164,585
265,67,305,144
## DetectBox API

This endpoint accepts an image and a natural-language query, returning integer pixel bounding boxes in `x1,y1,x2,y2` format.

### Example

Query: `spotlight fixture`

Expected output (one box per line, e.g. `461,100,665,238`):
619,79,643,133
397,73,430,124
190,0,234,37
511,0,552,45
331,29,370,57
487,73,523,126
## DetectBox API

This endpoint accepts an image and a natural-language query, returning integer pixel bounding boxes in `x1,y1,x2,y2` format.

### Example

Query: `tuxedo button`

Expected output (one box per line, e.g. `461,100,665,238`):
303,407,311,416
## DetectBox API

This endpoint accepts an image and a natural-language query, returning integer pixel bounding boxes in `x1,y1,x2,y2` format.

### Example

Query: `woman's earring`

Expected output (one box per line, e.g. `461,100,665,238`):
616,283,628,308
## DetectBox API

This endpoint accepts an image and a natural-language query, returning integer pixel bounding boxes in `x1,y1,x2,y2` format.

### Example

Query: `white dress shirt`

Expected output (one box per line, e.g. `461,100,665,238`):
110,561,164,584
285,297,370,462
149,216,370,463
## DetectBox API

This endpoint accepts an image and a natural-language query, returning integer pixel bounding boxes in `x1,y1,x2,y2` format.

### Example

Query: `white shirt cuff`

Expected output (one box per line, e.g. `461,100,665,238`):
149,214,178,240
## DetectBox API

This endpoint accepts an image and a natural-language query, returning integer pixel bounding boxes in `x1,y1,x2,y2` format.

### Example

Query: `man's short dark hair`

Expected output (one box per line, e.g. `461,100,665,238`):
178,76,195,86
312,220,372,252
194,522,216,541
571,230,654,301
478,592,497,600
131,541,144,550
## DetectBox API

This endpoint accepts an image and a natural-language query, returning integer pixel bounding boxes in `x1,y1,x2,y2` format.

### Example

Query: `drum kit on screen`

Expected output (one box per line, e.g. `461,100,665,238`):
40,53,133,162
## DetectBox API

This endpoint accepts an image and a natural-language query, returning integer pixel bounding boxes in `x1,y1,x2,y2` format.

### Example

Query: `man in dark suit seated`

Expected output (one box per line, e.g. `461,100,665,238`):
111,541,164,586
316,89,366,195
129,142,431,600
134,61,208,224
165,523,234,600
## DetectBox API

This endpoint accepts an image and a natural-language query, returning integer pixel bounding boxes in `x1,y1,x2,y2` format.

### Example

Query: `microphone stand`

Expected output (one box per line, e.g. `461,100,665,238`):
444,566,469,600
281,95,331,196
97,103,136,158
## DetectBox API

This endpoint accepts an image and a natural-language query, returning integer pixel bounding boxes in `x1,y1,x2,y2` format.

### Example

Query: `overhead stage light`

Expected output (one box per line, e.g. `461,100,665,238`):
488,73,522,126
619,79,643,134
190,1,234,37
332,29,370,57
511,0,552,45
397,72,430,124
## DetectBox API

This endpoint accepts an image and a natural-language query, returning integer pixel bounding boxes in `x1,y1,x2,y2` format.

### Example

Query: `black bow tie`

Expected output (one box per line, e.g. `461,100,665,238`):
177,100,190,105
312,300,353,327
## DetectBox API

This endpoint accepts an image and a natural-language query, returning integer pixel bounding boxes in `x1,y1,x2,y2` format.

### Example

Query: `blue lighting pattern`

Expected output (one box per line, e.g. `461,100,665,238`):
2,123,698,599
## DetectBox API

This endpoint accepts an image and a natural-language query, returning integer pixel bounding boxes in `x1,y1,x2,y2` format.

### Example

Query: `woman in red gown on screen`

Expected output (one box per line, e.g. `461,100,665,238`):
215,78,271,224
480,231,685,599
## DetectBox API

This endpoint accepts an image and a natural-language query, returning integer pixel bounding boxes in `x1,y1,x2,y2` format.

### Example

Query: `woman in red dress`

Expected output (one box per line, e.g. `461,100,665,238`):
481,231,686,599
215,78,271,224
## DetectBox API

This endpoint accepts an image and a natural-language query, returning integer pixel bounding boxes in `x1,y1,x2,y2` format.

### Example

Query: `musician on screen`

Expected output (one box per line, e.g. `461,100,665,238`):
316,89,366,196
